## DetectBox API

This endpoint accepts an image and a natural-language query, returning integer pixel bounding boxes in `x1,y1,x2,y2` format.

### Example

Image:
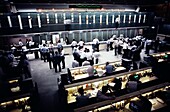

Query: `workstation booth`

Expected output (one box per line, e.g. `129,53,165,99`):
58,67,166,111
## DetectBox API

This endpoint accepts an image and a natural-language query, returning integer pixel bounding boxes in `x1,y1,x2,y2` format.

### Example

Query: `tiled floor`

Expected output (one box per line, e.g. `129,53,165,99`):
30,48,153,112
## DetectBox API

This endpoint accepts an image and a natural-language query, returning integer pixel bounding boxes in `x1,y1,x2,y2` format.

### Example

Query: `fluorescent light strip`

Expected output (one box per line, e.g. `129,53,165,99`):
100,14,102,24
63,13,66,20
37,14,41,28
46,14,49,24
139,14,141,23
123,15,126,23
18,15,23,30
79,13,81,24
71,13,74,22
106,14,108,25
55,13,58,23
112,15,114,23
28,15,32,28
143,15,146,23
119,15,121,23
129,14,131,23
93,15,95,24
86,15,88,24
134,15,136,23
7,16,12,27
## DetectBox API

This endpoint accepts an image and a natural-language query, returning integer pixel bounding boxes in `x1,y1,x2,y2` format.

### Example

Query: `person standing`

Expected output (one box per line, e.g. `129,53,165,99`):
113,38,118,56
26,39,29,49
154,37,160,53
78,39,85,48
18,39,23,50
17,54,31,79
41,44,49,62
57,40,63,54
47,52,54,69
28,39,33,49
72,48,80,64
71,39,77,51
93,51,100,64
85,49,94,65
49,41,54,55
60,47,65,69
118,39,123,55
65,37,69,45
79,47,86,66
92,37,99,52
106,38,110,51
115,15,120,29
53,51,62,73
145,39,152,55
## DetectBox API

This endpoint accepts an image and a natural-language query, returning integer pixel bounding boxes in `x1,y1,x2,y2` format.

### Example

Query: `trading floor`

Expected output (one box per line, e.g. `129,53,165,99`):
30,48,151,112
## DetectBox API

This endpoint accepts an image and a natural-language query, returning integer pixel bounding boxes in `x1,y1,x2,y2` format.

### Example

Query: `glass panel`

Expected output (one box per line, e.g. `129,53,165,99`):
20,13,29,28
86,31,91,42
40,13,46,26
103,30,107,41
74,32,79,41
11,15,19,28
98,31,103,41
49,13,55,24
31,13,38,27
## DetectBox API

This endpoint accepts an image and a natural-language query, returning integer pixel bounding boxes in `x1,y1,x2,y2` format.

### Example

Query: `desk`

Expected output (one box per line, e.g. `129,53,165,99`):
65,67,153,104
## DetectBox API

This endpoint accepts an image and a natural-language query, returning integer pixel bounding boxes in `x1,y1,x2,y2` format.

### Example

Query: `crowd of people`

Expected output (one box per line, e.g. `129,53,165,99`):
39,41,65,73
0,51,31,80
8,33,167,75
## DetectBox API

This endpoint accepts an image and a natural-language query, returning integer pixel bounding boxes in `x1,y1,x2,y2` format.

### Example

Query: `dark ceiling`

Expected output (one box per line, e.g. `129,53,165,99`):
1,0,168,5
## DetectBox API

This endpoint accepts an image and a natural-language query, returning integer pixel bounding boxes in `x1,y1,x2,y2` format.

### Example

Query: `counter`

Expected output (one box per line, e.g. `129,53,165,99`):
74,82,170,112
22,41,108,60
65,67,153,104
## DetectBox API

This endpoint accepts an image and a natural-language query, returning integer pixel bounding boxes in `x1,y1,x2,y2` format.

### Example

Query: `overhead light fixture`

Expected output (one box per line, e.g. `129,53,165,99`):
135,6,140,12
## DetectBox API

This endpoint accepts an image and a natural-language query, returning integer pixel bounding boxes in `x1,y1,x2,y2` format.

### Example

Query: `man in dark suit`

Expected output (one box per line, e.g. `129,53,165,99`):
53,51,62,73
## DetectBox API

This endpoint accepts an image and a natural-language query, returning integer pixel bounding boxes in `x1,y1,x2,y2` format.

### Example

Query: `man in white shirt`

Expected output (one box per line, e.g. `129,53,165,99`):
60,48,65,69
145,39,152,55
71,39,77,51
18,39,23,46
87,63,95,77
78,47,86,66
85,49,94,65
57,40,63,53
92,37,100,52
93,52,100,64
113,38,118,56
118,39,123,55
28,39,33,48
18,39,23,50
115,15,120,29
78,39,85,47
